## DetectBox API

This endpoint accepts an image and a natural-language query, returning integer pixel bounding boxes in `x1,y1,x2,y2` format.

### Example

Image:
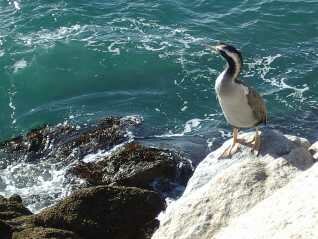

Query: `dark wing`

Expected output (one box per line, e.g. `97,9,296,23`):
246,86,267,125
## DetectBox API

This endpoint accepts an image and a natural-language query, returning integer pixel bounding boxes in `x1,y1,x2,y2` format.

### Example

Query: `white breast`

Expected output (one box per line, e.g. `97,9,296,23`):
215,75,258,128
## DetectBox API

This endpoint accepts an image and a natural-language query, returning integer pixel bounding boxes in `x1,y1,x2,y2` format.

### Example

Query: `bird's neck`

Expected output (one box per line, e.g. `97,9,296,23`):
223,54,241,82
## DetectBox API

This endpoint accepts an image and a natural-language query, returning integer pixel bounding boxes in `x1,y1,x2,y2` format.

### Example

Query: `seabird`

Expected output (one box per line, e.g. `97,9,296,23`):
213,43,267,157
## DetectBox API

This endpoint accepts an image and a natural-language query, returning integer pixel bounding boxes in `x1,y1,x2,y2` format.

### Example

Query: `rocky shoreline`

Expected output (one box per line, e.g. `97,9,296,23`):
0,116,193,239
1,186,165,239
1,117,318,238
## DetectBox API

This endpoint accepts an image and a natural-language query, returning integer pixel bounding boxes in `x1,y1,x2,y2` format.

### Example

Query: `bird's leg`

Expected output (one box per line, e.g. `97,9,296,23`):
237,134,256,147
251,127,261,156
219,128,240,158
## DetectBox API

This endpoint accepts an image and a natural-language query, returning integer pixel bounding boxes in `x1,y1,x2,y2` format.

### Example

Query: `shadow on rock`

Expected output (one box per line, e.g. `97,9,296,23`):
255,129,312,170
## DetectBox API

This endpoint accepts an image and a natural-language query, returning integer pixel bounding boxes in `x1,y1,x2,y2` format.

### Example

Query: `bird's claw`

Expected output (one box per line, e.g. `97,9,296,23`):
250,135,261,156
251,148,260,156
219,142,240,159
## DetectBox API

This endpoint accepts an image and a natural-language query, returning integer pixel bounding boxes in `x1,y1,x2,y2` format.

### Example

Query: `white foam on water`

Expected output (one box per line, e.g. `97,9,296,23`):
246,54,310,105
7,0,21,10
180,105,188,112
107,42,120,55
155,118,202,138
207,138,216,149
219,130,232,138
19,24,84,48
0,137,136,212
0,160,84,213
0,114,142,212
13,1,20,10
184,119,201,133
0,38,4,57
180,101,189,112
282,78,309,101
246,54,281,80
8,89,17,125
120,114,144,125
143,43,166,52
13,59,27,73
82,141,130,163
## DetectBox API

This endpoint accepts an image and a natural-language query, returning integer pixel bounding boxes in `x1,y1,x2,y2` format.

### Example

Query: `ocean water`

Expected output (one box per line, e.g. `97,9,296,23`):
0,0,318,211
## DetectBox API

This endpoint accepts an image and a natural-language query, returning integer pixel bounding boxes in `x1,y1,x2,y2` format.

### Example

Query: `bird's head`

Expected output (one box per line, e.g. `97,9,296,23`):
213,43,243,67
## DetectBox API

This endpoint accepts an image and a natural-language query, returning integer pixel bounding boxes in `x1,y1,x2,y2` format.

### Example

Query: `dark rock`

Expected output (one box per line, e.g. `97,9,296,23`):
0,195,32,220
0,176,6,191
9,194,23,204
0,116,141,166
0,220,12,239
12,227,82,239
135,219,160,239
136,135,210,167
69,143,193,192
31,186,166,239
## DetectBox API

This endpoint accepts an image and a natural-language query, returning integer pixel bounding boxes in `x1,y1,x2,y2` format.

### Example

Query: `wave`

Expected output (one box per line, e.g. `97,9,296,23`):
0,158,83,212
0,114,142,212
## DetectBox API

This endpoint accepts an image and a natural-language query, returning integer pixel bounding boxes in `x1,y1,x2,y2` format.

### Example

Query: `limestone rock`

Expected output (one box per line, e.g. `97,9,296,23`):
215,163,318,239
152,130,314,239
69,143,193,192
309,141,318,161
284,134,311,149
32,185,166,239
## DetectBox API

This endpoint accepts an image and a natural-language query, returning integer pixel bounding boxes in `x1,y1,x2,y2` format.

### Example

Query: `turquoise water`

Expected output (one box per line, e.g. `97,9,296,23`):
1,0,318,142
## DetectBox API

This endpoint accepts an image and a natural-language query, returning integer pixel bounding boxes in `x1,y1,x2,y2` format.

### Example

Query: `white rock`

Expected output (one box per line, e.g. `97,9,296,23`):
309,141,318,160
215,163,318,239
152,130,314,239
284,134,311,149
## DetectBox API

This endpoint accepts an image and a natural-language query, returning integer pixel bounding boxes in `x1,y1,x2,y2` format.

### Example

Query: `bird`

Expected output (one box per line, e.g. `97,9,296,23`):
212,43,267,158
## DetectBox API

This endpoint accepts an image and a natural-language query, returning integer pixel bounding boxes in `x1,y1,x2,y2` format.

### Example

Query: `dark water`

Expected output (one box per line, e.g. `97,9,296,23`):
0,0,318,211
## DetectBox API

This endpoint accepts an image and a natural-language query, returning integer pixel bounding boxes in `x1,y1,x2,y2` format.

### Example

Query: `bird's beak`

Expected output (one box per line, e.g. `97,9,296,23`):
214,45,222,53
205,44,218,53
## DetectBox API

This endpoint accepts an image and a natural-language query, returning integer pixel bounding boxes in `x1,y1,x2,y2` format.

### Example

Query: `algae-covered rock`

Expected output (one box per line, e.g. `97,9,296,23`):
12,227,82,239
0,195,32,220
70,143,193,191
32,185,165,239
0,219,12,239
0,116,140,166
